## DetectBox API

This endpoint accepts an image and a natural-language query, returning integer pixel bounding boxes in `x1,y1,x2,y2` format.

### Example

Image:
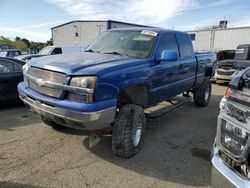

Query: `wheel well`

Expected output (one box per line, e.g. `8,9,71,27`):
205,67,213,78
117,85,148,108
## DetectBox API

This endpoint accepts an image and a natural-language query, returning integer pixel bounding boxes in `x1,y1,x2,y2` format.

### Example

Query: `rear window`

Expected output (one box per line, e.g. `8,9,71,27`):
39,47,53,55
52,48,62,54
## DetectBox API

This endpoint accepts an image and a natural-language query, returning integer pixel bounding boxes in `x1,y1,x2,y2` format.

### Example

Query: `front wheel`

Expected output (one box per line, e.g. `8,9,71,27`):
193,77,211,107
112,104,146,158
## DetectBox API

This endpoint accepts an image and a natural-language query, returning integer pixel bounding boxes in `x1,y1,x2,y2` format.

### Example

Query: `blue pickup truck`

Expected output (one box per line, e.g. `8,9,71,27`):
18,28,216,158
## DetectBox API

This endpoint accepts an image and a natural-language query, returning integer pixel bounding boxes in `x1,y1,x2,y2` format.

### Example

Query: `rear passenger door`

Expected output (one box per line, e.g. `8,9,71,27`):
152,33,181,104
175,33,197,92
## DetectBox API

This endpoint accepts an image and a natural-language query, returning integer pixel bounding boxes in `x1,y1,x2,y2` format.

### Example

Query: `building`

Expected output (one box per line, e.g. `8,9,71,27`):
188,22,250,52
51,20,150,46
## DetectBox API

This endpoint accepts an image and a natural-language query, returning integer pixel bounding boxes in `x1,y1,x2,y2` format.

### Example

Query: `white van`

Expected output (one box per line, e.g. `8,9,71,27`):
39,46,87,55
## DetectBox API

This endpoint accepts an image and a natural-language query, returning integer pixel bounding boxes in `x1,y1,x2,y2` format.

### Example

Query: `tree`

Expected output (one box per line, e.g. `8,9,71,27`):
15,36,21,41
12,40,28,51
0,36,12,46
46,38,53,46
21,38,31,48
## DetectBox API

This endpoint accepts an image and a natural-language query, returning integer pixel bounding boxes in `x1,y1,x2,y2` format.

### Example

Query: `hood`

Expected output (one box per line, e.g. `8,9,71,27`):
217,59,235,66
27,52,141,75
217,59,250,69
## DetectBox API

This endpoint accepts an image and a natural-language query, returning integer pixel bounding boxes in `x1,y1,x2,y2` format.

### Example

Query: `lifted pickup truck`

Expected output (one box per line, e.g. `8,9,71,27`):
211,67,250,188
18,28,216,158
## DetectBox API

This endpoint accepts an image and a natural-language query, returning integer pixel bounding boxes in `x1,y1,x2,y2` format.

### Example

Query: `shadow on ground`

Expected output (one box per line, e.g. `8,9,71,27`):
0,103,41,131
77,94,224,187
0,181,40,188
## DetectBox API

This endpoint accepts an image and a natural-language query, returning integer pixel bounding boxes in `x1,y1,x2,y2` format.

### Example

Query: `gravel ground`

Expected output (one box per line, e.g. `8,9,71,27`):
0,83,227,188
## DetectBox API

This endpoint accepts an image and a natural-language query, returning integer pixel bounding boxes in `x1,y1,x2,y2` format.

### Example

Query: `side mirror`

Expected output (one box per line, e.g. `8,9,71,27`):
157,50,178,61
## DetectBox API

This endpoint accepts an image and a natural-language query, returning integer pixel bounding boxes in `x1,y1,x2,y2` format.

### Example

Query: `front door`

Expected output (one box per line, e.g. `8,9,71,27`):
151,33,181,104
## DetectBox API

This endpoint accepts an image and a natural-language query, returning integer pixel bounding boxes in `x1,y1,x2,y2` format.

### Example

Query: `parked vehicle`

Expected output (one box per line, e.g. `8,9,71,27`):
18,28,216,158
211,67,250,188
0,57,25,104
214,44,250,82
216,49,235,61
15,46,87,61
0,49,21,58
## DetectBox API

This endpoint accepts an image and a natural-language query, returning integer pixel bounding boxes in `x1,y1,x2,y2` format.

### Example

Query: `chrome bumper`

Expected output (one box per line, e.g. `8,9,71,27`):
19,92,116,130
211,149,250,188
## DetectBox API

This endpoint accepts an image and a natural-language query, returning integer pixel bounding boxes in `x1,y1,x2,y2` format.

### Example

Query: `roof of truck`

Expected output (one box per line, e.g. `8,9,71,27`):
109,27,187,34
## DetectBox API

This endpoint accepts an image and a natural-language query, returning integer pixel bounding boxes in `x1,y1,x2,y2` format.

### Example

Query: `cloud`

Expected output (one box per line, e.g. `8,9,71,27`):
0,20,70,42
231,18,250,27
19,20,69,29
0,26,50,42
46,0,195,25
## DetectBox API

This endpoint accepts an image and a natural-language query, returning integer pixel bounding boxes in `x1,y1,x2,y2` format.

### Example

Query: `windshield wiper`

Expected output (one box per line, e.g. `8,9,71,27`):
103,51,127,56
84,49,100,53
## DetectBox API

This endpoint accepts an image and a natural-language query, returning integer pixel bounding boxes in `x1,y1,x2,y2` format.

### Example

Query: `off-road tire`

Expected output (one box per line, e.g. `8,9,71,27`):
193,77,211,107
112,104,146,158
42,117,66,130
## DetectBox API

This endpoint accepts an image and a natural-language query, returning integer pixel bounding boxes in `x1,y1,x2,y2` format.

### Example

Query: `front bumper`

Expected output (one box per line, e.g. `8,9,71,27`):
211,148,250,188
18,82,116,130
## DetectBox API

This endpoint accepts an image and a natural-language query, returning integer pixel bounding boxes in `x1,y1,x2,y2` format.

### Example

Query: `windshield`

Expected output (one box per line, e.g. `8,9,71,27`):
0,52,7,57
38,46,53,55
86,31,157,58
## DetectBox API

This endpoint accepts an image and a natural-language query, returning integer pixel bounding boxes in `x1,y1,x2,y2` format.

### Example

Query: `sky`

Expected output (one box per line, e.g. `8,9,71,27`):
0,0,250,42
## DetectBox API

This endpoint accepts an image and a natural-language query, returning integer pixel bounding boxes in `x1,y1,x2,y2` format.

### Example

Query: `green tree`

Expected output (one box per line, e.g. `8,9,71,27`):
21,38,31,48
15,36,21,41
12,40,28,51
46,38,52,46
0,36,12,46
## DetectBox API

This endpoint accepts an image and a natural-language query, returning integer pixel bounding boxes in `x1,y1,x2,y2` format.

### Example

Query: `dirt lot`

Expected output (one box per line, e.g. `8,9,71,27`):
0,83,227,188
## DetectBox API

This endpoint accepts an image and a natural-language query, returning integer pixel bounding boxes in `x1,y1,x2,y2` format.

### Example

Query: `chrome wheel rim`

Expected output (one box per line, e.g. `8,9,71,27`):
205,85,210,101
133,119,143,147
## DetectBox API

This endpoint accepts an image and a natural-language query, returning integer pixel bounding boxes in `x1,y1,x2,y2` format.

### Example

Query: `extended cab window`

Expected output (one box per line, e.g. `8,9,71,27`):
158,33,179,57
176,33,194,58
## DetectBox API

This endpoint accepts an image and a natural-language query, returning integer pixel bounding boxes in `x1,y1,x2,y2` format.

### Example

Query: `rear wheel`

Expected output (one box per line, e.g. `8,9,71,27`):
193,77,211,107
112,104,145,158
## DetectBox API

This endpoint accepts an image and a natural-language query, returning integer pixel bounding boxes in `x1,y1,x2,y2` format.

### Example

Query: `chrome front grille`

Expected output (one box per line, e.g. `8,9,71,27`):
217,70,235,76
28,67,66,98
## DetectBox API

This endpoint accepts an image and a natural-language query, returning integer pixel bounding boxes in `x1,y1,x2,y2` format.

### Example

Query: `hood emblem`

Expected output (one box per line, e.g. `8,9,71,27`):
36,78,45,87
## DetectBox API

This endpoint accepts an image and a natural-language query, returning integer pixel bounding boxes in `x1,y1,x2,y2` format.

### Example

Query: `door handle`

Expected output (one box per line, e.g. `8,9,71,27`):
179,64,184,68
179,64,189,74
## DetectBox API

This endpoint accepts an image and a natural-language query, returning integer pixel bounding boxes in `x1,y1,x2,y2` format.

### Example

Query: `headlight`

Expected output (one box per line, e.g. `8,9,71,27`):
22,63,29,74
219,96,227,109
220,119,248,156
22,64,29,83
70,76,97,88
68,76,97,103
